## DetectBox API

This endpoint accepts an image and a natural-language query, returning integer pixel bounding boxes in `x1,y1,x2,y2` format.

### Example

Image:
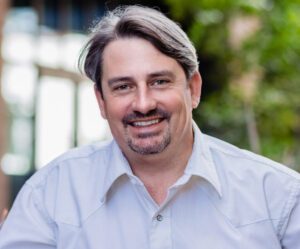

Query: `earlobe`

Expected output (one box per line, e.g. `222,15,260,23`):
94,84,107,119
189,71,202,109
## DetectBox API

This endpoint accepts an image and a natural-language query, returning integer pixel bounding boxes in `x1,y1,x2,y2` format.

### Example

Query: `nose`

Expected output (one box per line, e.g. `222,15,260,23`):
131,85,157,114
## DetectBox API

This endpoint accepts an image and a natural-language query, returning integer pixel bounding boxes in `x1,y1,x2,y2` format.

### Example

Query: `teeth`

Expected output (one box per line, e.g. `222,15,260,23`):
133,119,160,127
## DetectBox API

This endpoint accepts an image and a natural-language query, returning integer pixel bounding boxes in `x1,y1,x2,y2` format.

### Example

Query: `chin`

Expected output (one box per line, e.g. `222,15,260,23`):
128,137,171,155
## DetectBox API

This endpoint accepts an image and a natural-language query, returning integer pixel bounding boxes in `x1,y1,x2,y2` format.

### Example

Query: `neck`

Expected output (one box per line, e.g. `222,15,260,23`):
124,132,194,205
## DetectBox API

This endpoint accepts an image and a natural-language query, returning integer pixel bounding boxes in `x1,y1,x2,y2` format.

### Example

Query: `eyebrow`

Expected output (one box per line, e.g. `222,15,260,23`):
148,70,175,79
107,76,133,86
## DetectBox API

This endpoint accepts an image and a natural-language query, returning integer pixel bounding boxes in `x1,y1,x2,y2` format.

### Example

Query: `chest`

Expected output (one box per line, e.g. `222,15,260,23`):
55,182,281,249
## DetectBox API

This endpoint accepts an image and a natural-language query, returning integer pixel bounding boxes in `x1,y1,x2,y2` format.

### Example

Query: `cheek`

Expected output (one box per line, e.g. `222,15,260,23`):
172,95,194,125
183,91,194,112
104,98,131,122
168,91,192,111
105,106,124,121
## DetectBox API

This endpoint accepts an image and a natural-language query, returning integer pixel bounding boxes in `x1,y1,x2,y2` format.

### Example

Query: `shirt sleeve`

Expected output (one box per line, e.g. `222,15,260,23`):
0,183,56,249
280,180,300,249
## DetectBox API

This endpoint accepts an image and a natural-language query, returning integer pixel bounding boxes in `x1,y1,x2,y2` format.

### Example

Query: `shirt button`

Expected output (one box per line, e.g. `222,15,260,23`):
156,214,163,222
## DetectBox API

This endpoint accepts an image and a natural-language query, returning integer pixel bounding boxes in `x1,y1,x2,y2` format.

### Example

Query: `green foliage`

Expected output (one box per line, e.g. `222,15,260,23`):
165,0,300,170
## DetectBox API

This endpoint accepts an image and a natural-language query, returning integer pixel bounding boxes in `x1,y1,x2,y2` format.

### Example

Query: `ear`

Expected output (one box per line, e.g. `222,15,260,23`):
188,71,202,109
94,84,107,119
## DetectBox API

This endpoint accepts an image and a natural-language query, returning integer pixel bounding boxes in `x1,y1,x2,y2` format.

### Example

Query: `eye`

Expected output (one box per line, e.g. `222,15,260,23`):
113,83,133,92
151,78,170,86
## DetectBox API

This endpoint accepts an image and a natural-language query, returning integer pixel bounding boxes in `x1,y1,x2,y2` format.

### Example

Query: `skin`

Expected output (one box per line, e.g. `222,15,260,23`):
0,209,8,228
95,38,202,204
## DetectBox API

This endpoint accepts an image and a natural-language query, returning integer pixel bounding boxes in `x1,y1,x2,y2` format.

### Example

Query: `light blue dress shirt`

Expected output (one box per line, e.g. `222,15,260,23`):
0,124,299,249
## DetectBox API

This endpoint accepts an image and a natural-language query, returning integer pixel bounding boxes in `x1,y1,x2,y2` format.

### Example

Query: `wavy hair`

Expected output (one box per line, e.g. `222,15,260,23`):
78,5,198,96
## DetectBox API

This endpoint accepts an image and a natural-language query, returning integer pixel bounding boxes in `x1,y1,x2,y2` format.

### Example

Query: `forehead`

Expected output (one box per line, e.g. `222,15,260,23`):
101,38,185,81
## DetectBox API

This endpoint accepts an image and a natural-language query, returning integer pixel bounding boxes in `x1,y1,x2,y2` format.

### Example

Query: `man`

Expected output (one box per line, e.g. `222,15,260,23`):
0,5,299,249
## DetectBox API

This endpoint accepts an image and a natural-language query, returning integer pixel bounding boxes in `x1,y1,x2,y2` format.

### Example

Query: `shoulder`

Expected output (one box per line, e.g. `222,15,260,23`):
22,140,115,225
202,134,300,233
204,134,300,180
27,140,113,188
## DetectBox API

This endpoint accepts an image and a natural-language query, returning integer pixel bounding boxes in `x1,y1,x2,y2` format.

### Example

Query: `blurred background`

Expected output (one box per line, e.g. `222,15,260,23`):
0,0,299,213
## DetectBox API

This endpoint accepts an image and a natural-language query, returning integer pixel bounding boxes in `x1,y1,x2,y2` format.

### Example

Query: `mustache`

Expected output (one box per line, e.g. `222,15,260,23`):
122,109,171,125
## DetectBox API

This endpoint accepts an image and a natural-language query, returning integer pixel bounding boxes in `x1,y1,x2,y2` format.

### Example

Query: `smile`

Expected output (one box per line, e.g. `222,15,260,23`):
132,119,160,127
122,109,171,128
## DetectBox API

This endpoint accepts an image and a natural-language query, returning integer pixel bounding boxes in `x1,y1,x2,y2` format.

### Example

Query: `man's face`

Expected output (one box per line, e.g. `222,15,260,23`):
95,38,201,157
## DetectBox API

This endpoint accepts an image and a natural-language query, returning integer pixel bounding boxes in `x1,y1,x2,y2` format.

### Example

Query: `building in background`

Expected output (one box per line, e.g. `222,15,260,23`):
0,0,167,207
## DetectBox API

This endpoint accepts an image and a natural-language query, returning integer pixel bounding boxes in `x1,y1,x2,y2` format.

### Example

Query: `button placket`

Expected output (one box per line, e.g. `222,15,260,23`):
150,208,171,249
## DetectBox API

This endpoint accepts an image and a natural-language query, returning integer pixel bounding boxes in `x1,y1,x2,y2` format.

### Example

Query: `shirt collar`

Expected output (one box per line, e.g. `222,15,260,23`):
99,140,133,203
184,121,222,197
100,121,222,202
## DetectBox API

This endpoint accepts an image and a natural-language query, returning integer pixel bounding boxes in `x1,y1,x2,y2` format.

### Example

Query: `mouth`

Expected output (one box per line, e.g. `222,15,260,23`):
123,109,170,128
131,118,162,127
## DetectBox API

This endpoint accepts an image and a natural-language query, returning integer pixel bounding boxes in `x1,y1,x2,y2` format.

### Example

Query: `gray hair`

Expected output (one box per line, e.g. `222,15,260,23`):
79,5,198,95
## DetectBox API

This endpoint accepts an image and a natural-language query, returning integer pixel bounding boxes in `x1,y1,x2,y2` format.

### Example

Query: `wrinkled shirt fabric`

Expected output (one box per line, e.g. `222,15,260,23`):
0,124,300,249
